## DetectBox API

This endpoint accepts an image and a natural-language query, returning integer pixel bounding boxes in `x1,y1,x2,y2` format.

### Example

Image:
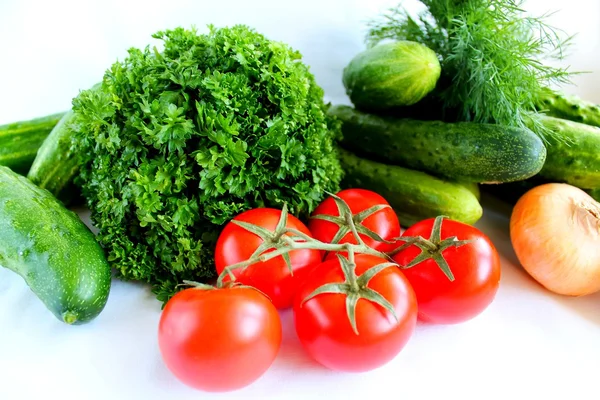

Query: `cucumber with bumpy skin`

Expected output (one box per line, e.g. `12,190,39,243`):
535,88,600,128
337,147,482,227
27,110,82,206
536,115,600,188
330,105,546,184
0,166,111,325
0,112,64,174
343,41,441,111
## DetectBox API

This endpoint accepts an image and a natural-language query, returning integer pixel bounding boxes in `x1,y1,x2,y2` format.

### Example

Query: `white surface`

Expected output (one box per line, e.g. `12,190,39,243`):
1,1,600,399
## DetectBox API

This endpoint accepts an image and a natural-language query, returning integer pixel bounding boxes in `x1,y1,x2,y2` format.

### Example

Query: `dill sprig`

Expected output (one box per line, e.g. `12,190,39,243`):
366,0,575,141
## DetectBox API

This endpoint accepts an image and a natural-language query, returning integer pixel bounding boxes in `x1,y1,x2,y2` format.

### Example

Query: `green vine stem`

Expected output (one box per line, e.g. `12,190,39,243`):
212,196,470,334
216,197,401,288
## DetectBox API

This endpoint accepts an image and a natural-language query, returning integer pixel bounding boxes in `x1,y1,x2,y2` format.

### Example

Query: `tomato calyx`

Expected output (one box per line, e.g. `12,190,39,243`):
228,203,297,277
310,191,396,247
301,247,400,335
394,216,473,282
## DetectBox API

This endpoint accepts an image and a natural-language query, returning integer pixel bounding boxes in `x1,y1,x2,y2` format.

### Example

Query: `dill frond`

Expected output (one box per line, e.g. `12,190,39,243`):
366,0,575,141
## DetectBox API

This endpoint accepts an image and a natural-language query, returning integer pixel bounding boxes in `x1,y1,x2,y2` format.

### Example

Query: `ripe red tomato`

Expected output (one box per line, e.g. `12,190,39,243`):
158,286,282,392
393,217,501,324
293,254,417,372
308,189,401,253
215,208,322,309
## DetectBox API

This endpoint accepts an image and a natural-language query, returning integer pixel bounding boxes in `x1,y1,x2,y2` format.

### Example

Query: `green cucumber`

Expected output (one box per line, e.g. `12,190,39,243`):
330,105,546,184
536,115,600,188
0,166,111,325
338,147,482,227
535,88,600,128
0,112,64,174
27,110,82,206
461,182,480,201
342,41,441,111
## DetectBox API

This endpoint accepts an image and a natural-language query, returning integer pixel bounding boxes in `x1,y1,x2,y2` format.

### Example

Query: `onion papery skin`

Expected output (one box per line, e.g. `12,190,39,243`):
510,183,600,296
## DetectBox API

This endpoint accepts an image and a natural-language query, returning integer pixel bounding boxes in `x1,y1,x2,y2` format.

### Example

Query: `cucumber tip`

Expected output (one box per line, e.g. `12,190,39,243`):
62,311,78,325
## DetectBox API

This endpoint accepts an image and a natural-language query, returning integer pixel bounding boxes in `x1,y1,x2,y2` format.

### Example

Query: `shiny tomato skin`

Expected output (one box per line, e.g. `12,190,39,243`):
293,254,417,372
393,218,501,324
158,287,282,392
215,208,322,309
308,189,401,253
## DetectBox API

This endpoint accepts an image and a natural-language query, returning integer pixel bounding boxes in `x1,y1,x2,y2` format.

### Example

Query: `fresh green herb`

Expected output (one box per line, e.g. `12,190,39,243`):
71,25,343,302
366,0,575,140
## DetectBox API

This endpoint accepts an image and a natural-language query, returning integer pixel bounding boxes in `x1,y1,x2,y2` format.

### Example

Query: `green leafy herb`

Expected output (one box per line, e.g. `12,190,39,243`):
366,0,575,140
70,25,343,303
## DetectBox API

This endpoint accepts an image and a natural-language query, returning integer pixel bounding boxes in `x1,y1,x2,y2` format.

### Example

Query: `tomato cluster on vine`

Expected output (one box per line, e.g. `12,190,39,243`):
157,188,501,392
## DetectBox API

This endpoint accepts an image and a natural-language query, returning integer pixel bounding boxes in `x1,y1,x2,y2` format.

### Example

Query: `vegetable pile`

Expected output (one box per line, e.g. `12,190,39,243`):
328,0,600,297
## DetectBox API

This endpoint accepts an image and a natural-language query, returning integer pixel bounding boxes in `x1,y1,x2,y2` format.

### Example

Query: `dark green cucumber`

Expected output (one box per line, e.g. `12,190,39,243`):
338,147,482,227
534,88,600,128
0,112,64,174
329,105,546,184
342,41,441,111
27,110,82,206
0,166,111,325
536,115,600,188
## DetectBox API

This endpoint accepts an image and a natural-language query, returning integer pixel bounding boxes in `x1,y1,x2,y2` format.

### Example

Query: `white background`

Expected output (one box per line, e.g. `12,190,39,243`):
1,1,600,399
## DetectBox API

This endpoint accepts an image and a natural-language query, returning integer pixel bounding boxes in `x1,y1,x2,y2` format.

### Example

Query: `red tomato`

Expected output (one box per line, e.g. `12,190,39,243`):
158,286,282,392
393,217,501,324
308,189,401,253
215,208,322,309
293,254,417,372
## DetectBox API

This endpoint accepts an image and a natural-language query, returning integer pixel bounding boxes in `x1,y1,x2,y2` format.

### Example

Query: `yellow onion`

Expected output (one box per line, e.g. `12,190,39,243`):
510,183,600,296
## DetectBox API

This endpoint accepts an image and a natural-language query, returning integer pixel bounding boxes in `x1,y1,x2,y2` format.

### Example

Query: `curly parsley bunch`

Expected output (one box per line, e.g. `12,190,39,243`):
71,25,342,301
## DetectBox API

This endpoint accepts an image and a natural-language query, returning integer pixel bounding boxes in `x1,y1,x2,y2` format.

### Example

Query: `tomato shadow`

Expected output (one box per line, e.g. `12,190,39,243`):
479,194,600,326
232,309,347,398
